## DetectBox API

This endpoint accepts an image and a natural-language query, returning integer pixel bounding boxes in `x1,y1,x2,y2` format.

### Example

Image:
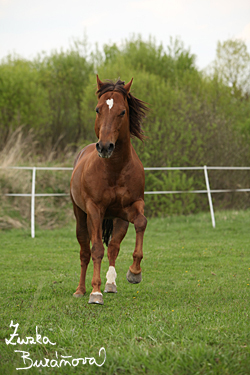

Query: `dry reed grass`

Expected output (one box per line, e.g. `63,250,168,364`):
0,128,77,230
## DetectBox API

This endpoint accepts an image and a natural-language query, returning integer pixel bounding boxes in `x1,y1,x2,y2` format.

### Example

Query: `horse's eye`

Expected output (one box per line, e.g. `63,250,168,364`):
95,107,99,114
120,110,126,116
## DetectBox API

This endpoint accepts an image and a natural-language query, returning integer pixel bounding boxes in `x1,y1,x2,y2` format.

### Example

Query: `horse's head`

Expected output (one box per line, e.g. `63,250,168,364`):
95,75,133,159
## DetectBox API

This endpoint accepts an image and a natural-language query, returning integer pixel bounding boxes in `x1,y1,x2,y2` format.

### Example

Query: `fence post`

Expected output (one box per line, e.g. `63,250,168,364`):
204,165,215,228
31,167,36,238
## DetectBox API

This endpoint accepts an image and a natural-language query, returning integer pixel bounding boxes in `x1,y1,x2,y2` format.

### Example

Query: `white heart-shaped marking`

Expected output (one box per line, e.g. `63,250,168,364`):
106,98,114,110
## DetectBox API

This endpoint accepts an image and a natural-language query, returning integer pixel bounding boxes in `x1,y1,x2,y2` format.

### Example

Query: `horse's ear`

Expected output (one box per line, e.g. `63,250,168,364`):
96,75,104,90
124,78,133,94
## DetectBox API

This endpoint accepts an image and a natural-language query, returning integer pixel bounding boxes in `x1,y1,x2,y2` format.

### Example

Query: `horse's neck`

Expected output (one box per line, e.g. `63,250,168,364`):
109,137,132,169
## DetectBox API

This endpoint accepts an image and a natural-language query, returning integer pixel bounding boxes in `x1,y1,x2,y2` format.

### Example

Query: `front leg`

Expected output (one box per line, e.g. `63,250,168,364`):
104,218,129,293
86,201,105,304
126,200,147,284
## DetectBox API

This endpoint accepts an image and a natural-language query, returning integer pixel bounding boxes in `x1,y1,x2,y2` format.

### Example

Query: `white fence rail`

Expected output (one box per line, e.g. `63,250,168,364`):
1,166,250,238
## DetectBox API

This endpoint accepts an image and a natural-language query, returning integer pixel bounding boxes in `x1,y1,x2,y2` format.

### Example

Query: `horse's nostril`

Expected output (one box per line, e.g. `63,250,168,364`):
108,143,115,153
96,142,101,153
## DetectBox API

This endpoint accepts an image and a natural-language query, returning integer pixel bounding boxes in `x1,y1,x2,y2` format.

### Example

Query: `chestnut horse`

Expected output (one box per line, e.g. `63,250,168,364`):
70,75,148,304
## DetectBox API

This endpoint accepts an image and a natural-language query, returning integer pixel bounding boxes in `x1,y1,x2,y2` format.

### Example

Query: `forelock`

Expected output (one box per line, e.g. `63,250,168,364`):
96,79,127,98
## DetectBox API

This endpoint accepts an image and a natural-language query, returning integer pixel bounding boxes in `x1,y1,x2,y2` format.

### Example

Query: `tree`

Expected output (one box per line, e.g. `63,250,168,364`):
213,39,250,96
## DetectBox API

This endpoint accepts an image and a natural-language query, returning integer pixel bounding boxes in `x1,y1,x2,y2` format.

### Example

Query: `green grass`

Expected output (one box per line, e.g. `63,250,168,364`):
0,210,250,374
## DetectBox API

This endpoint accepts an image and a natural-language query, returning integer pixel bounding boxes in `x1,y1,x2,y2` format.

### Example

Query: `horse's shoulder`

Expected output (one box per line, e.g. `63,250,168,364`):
73,144,96,168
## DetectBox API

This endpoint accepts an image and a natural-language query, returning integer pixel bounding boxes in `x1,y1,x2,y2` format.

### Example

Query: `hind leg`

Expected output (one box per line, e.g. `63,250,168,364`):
73,203,91,297
104,218,129,293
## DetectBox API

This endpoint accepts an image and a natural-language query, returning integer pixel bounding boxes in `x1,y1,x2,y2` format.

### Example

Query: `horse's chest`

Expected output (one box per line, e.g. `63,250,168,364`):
115,186,131,206
103,187,130,219
105,186,131,209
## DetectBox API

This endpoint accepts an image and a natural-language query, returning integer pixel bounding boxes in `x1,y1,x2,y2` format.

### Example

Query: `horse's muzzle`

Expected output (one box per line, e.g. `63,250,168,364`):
96,141,115,158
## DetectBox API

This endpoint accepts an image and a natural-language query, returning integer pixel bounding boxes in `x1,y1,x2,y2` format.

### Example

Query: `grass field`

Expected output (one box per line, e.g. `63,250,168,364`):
0,210,250,375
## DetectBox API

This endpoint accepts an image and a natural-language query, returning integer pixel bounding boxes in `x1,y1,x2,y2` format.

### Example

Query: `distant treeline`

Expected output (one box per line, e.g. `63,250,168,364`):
1,36,250,216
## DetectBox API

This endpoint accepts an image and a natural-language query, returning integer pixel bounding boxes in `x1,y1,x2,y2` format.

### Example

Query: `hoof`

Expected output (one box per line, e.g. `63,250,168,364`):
73,287,85,297
104,283,117,293
73,292,85,298
126,269,142,284
88,293,104,305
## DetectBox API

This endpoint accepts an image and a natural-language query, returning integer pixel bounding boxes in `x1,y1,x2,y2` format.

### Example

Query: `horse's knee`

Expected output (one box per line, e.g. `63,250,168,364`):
91,242,104,262
134,214,147,233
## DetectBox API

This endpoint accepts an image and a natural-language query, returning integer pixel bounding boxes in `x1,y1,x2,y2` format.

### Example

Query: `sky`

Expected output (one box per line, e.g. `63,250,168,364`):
1,0,250,70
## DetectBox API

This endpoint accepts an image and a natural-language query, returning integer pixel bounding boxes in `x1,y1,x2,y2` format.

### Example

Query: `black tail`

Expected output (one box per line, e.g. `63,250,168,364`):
102,219,113,246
